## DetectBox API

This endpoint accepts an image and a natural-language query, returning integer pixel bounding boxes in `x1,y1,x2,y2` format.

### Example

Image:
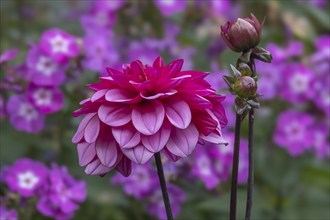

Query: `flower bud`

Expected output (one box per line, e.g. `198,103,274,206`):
234,76,257,98
221,14,265,52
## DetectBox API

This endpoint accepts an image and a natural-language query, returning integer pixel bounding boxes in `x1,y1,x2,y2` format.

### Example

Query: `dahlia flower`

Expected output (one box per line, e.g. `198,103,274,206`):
72,56,227,177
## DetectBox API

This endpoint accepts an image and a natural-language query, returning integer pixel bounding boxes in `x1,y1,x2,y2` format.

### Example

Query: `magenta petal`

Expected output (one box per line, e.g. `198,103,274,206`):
95,137,118,167
140,89,177,100
105,89,140,103
163,148,180,162
84,114,100,143
98,104,131,127
85,159,112,175
72,113,95,144
200,128,227,145
91,89,108,102
122,145,154,164
165,99,191,129
112,124,141,149
132,100,165,135
166,123,199,157
141,120,171,153
115,156,132,177
77,142,96,166
153,56,164,70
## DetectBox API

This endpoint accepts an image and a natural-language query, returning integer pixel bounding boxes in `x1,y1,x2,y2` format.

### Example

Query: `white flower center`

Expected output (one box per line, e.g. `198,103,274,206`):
18,171,39,190
159,0,175,6
50,34,69,54
321,90,330,105
36,56,57,76
19,103,38,122
197,156,212,176
289,73,309,93
33,88,52,106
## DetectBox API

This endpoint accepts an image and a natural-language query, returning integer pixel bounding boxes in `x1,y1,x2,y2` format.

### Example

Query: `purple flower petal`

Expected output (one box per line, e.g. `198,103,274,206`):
112,124,141,149
132,100,165,135
122,145,154,164
166,123,199,157
98,104,131,127
85,159,112,175
84,114,100,143
164,99,191,129
141,120,171,153
77,142,96,166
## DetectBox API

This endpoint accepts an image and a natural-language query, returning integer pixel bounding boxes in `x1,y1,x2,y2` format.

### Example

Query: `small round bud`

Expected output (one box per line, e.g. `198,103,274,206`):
221,14,265,52
234,76,257,98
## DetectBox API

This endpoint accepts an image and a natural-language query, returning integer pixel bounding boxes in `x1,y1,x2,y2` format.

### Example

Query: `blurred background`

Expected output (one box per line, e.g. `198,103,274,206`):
0,0,329,219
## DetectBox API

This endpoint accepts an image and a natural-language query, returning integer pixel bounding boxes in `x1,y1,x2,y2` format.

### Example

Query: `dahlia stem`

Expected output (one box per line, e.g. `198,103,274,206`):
245,109,255,220
229,113,242,220
154,152,174,220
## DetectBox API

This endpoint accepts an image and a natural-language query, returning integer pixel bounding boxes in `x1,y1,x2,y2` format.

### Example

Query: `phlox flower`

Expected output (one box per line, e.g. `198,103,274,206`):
3,158,48,197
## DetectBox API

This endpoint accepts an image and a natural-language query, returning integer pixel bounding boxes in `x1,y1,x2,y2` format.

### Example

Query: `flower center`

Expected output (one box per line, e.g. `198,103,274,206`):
18,171,39,190
19,103,38,122
33,88,52,106
289,73,309,93
50,34,69,54
36,56,57,76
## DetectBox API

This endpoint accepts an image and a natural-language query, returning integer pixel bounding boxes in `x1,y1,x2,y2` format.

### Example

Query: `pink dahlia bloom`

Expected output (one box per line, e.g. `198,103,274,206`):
39,28,80,64
72,56,227,177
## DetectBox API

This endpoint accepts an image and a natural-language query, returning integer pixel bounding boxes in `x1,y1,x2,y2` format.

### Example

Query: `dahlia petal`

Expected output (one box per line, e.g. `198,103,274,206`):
163,148,180,162
200,128,228,145
115,156,132,177
141,120,171,153
122,145,154,164
193,110,218,136
95,137,118,167
163,59,183,77
91,89,108,102
77,142,96,166
105,89,140,103
72,113,95,144
140,89,177,100
98,104,131,127
131,61,145,77
84,115,100,143
112,124,141,149
166,123,199,157
165,99,191,129
132,100,165,135
85,159,112,175
153,56,164,70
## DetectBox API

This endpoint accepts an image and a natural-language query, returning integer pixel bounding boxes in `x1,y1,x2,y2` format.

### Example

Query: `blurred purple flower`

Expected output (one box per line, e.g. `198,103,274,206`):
3,158,48,197
279,63,314,104
0,95,6,118
312,123,330,159
39,28,80,64
127,42,159,66
6,95,45,133
146,183,185,219
26,46,66,86
27,84,64,114
0,205,18,220
267,41,304,63
255,60,281,100
37,164,86,220
274,111,315,156
154,0,186,16
192,132,248,189
112,164,157,199
91,0,125,12
0,49,18,64
83,33,120,75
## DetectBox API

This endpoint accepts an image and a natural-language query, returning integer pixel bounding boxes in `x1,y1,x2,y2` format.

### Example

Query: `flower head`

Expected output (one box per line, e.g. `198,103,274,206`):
72,56,227,177
274,111,315,156
39,28,80,64
6,95,45,133
221,14,265,52
3,158,48,197
37,164,86,220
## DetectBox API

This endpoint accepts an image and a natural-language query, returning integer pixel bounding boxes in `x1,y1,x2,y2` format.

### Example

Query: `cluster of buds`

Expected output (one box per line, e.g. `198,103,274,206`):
221,14,272,115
